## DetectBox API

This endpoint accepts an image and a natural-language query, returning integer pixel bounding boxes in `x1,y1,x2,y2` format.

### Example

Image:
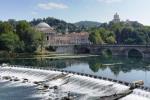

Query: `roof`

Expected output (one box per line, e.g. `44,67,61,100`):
37,28,56,33
36,22,51,28
35,22,56,33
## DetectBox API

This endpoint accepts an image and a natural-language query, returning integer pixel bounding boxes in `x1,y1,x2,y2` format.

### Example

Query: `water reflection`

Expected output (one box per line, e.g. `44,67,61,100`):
0,56,150,86
0,57,150,74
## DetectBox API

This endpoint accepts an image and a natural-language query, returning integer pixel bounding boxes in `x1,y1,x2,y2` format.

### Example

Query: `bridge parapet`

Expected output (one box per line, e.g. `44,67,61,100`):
74,45,150,58
49,44,150,58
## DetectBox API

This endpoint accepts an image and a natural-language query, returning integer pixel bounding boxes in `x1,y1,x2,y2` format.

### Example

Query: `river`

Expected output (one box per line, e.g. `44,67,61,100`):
0,56,150,87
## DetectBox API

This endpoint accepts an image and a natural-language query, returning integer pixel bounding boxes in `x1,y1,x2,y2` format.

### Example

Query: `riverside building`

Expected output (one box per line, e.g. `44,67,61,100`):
35,22,90,46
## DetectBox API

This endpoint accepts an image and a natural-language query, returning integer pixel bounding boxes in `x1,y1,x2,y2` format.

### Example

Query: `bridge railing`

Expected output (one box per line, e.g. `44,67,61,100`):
49,44,150,47
89,44,150,47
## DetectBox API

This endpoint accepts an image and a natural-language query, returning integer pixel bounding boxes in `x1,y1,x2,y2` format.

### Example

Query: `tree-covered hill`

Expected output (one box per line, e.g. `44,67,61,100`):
89,21,150,45
30,17,81,33
30,18,102,33
74,21,101,29
0,17,150,54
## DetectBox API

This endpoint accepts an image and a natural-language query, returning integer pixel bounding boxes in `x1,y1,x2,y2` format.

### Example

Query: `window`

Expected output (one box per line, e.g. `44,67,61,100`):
46,36,49,41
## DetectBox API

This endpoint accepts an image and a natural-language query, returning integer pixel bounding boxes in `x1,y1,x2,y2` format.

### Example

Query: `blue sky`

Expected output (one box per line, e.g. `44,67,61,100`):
0,0,150,25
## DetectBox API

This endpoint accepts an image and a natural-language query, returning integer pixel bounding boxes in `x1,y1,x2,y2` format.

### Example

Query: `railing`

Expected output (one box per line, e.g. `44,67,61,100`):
92,44,150,47
49,44,150,48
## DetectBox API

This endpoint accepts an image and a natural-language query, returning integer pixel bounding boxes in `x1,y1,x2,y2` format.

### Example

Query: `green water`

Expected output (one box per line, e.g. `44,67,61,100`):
0,56,150,87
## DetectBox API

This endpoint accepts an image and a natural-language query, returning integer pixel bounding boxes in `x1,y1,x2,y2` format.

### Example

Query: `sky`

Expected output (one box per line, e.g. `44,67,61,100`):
0,0,150,25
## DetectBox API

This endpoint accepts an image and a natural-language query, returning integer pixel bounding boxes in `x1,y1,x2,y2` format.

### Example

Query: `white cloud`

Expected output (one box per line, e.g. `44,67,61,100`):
38,2,68,10
97,0,123,3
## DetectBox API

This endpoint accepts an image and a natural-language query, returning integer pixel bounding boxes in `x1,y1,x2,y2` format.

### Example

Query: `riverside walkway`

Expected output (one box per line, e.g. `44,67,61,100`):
0,65,150,100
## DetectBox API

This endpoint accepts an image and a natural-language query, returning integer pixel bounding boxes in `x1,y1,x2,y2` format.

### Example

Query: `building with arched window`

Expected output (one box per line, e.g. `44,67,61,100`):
35,22,90,46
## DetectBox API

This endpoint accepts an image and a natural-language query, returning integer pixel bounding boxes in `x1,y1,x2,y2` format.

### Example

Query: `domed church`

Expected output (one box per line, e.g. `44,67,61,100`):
35,22,57,45
35,22,56,34
35,22,90,46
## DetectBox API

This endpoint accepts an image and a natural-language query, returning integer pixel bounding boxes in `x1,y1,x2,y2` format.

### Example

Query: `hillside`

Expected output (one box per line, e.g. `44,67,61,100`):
30,17,79,33
75,21,101,28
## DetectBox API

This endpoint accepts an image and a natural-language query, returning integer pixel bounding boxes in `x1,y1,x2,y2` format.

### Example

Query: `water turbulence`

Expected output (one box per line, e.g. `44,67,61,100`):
0,65,150,100
0,80,42,100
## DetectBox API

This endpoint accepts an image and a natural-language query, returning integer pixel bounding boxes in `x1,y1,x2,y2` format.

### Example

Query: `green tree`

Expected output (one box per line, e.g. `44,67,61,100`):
0,22,14,33
120,27,133,44
89,28,116,44
89,31,104,44
24,28,42,53
0,32,19,52
16,21,42,53
16,21,30,40
106,36,116,44
8,19,17,29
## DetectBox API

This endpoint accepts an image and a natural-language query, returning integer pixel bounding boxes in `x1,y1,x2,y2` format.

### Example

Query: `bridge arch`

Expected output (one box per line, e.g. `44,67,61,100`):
127,49,143,58
82,47,90,54
101,49,112,57
75,46,90,54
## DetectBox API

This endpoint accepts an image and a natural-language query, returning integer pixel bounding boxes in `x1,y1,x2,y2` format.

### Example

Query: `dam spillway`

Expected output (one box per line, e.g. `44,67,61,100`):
0,65,150,100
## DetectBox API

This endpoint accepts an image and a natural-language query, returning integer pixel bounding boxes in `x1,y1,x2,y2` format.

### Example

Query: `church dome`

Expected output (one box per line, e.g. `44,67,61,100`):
36,22,51,28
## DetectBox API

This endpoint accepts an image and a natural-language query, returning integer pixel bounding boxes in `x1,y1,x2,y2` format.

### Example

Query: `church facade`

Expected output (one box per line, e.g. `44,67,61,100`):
35,22,90,46
110,13,121,23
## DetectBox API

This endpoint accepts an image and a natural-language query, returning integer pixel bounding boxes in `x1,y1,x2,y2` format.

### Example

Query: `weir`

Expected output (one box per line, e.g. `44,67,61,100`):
0,65,150,100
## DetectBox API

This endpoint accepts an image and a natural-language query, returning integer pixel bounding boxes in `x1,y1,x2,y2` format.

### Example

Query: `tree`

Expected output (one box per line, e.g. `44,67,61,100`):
8,19,17,29
24,28,42,53
0,22,14,33
30,17,78,33
119,27,148,44
89,31,104,44
106,36,116,44
115,28,121,44
120,27,133,44
16,21,30,40
16,21,42,53
0,32,19,52
89,28,116,44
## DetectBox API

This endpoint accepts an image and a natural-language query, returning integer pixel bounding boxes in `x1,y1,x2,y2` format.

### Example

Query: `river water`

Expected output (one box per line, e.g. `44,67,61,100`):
0,80,43,100
0,56,150,99
0,56,150,87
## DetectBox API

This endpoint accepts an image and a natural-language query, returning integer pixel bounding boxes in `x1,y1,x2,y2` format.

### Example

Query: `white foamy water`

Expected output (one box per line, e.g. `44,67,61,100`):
0,80,45,100
0,66,150,100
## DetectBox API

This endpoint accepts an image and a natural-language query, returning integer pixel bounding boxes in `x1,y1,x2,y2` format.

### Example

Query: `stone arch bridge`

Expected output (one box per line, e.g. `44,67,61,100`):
52,45,150,58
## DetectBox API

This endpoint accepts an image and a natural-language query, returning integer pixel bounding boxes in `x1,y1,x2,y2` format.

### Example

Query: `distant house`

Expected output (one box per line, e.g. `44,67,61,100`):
35,22,90,46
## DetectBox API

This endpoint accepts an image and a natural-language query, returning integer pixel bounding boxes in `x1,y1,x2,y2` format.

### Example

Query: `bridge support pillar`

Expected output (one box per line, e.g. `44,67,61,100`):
143,51,150,58
111,49,125,56
55,46,74,54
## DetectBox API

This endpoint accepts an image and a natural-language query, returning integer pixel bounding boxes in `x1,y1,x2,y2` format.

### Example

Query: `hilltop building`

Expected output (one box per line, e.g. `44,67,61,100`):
35,22,90,46
112,13,120,23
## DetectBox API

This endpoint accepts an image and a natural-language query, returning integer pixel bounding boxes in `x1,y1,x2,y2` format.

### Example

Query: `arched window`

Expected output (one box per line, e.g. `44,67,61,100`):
46,36,49,41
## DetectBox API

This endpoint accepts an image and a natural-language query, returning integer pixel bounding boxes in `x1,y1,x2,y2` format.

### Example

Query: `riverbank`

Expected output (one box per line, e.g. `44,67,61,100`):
0,51,99,60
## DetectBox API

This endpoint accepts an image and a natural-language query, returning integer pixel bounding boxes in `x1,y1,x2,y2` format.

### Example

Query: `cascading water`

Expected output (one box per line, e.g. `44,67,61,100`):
0,65,150,100
0,80,44,100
